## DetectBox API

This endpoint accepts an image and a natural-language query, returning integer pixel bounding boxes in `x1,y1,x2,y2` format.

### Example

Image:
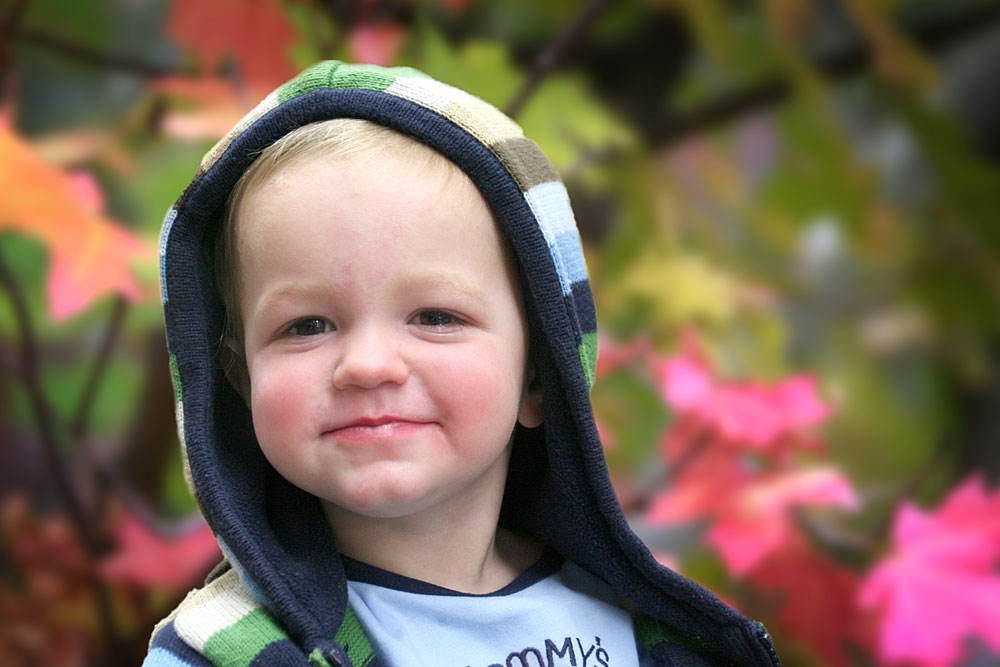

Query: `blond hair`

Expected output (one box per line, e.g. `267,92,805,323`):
214,118,460,380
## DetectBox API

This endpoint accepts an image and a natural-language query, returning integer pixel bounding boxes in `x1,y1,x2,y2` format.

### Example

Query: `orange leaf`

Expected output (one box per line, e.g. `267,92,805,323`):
0,113,154,320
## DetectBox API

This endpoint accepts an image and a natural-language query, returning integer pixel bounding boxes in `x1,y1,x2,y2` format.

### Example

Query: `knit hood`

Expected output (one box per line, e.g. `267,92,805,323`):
158,61,779,666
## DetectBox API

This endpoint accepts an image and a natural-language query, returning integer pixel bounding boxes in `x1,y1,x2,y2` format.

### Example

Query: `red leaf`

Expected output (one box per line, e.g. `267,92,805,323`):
859,477,1000,666
648,460,856,576
0,114,154,320
99,514,220,591
752,539,870,667
167,0,297,97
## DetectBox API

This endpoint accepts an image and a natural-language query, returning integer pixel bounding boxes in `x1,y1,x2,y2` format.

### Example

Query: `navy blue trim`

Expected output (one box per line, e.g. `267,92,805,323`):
341,547,563,597
248,639,313,666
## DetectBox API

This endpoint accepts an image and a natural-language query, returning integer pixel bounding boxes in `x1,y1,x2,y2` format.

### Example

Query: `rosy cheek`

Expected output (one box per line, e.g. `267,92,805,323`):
250,361,311,441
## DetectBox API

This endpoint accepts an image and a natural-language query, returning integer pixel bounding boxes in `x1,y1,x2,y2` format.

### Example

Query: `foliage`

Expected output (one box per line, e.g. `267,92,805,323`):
2,0,1000,665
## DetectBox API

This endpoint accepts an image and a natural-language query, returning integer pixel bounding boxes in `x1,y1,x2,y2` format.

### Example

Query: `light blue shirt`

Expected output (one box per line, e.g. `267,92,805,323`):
344,551,644,667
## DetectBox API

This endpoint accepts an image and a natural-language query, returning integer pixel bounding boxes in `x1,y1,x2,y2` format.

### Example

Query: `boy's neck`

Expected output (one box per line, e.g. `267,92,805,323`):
323,497,541,595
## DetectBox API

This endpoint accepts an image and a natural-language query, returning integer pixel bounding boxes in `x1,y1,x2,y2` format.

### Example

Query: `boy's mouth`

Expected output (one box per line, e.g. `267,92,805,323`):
324,416,432,442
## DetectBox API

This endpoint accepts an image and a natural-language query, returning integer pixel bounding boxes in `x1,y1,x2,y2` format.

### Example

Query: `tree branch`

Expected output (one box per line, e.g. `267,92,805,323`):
505,0,617,118
653,3,1000,148
70,295,128,441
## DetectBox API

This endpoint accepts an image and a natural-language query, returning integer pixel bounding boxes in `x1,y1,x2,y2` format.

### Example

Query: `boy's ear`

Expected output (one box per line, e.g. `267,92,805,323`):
517,365,543,428
220,338,251,406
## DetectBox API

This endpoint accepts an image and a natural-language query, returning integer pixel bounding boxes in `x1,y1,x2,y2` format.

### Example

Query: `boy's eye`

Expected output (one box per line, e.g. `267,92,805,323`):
416,310,458,327
286,317,331,336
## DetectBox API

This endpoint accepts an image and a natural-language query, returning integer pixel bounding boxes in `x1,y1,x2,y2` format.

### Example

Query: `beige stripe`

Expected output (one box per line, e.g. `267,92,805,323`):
492,137,560,192
386,77,523,146
197,90,281,174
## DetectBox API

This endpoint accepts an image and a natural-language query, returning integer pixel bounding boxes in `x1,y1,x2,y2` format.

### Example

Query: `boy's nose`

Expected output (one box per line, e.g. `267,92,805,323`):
331,330,409,390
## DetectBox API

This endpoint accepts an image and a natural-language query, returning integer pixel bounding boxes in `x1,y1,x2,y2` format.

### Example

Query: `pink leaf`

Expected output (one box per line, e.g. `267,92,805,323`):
595,333,650,381
709,467,857,576
656,355,713,411
650,339,831,451
348,24,407,66
859,477,1000,666
99,514,220,591
46,222,150,320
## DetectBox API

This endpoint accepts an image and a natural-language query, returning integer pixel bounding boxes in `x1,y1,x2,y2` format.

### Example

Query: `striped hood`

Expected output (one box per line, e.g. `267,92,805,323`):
158,61,778,666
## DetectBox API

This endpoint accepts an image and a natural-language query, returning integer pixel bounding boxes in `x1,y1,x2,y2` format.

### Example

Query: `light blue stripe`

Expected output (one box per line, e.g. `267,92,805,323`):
159,208,177,304
524,182,588,295
525,181,578,239
142,647,197,667
552,231,589,289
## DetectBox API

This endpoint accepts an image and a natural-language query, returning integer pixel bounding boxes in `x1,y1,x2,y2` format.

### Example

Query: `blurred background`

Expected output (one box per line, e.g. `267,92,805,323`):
2,0,1000,665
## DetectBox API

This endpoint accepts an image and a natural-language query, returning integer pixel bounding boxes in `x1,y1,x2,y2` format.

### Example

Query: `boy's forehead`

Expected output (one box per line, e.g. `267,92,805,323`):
238,147,494,242
237,148,508,257
233,149,526,312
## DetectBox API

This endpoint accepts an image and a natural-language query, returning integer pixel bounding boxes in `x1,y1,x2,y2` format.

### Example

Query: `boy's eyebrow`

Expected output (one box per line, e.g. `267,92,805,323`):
403,273,491,307
252,282,330,319
251,273,492,319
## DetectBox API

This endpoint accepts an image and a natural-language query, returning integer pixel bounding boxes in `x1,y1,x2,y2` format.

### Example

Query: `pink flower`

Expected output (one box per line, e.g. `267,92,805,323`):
859,477,1000,667
595,334,651,381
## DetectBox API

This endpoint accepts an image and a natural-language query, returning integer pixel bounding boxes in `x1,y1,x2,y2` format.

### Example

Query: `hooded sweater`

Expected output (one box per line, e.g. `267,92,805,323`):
147,60,780,667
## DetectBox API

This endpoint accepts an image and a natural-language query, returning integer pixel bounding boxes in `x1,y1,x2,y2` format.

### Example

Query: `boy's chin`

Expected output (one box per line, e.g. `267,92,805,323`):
319,488,443,522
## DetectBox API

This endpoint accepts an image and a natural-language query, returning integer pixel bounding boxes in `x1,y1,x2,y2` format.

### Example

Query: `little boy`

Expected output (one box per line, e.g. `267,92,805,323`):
147,61,779,666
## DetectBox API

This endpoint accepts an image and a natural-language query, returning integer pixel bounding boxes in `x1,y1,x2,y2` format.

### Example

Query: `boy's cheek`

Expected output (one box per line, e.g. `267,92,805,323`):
249,362,316,430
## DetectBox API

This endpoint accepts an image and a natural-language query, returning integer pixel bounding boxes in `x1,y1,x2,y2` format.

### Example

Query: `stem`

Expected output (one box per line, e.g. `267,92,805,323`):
13,24,179,77
0,247,122,653
70,295,128,441
0,0,30,103
504,0,617,118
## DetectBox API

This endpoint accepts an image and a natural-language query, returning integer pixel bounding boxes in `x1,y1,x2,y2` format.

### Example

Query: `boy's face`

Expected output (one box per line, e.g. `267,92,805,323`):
235,149,541,522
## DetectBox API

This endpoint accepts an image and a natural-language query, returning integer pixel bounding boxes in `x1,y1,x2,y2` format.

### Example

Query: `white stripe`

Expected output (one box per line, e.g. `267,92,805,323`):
173,569,262,651
386,77,523,145
199,90,280,173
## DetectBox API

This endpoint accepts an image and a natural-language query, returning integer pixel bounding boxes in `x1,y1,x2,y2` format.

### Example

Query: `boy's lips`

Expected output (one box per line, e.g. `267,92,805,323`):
323,417,433,442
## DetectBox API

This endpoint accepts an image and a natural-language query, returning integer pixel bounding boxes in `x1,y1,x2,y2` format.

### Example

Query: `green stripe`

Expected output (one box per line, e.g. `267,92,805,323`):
633,612,713,655
169,353,182,404
277,60,430,104
308,648,333,667
579,331,598,389
202,608,287,667
334,606,376,667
